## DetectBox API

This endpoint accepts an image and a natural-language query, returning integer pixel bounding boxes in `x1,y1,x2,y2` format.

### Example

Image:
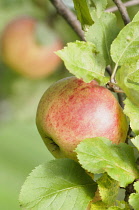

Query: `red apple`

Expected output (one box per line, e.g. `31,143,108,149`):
1,16,62,79
36,76,128,160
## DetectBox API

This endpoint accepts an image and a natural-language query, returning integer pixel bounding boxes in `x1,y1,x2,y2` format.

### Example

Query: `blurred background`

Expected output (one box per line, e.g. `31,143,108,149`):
0,0,138,209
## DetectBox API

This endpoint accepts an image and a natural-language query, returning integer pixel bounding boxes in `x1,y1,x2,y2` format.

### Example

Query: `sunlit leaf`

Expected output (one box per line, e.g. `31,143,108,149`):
129,181,139,210
116,63,139,107
76,137,139,187
131,136,139,151
90,0,107,17
124,99,139,135
19,159,97,210
85,12,119,65
111,21,139,66
132,11,139,22
56,41,108,85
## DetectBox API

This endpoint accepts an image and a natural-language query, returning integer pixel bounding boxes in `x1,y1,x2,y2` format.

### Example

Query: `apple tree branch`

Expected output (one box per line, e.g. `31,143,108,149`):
112,0,130,25
50,0,85,41
106,0,139,12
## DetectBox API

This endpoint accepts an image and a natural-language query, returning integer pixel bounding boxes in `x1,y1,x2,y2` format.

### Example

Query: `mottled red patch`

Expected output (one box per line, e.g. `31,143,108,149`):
37,76,128,160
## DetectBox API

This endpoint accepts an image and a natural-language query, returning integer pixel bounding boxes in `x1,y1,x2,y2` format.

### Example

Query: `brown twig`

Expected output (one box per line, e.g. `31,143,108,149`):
112,0,130,25
106,0,139,13
107,82,124,93
106,81,125,108
50,0,85,41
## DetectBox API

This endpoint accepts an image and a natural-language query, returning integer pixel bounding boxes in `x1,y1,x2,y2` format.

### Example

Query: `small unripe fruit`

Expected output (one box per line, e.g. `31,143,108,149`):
36,76,128,160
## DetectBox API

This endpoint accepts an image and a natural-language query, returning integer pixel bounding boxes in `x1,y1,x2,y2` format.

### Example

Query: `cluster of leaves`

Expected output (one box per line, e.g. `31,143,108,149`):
19,0,139,209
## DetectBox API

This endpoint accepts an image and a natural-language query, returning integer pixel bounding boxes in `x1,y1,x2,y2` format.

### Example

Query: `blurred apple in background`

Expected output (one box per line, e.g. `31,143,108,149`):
0,16,62,79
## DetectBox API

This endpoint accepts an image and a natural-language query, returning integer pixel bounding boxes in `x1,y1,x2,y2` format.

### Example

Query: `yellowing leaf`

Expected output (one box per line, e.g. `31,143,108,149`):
97,173,119,206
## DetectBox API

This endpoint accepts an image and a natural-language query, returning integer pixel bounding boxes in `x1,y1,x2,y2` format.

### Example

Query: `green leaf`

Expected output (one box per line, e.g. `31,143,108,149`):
75,137,139,187
134,181,139,192
108,200,130,210
111,21,139,66
129,193,139,210
73,0,93,27
90,201,107,210
90,0,107,17
19,159,97,210
124,98,139,135
97,173,119,206
132,11,139,22
131,136,139,151
56,41,108,85
129,181,139,210
116,63,139,107
85,12,119,65
108,207,126,210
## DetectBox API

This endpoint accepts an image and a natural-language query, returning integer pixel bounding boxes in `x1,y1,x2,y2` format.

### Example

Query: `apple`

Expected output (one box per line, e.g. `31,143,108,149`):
36,76,128,160
1,16,62,79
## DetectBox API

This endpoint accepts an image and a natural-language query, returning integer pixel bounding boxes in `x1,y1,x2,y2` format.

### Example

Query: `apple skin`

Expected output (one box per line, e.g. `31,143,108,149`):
1,16,62,79
36,76,128,160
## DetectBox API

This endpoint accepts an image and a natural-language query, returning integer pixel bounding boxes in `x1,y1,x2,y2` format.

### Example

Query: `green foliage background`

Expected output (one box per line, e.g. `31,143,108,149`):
0,0,139,209
0,0,75,209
